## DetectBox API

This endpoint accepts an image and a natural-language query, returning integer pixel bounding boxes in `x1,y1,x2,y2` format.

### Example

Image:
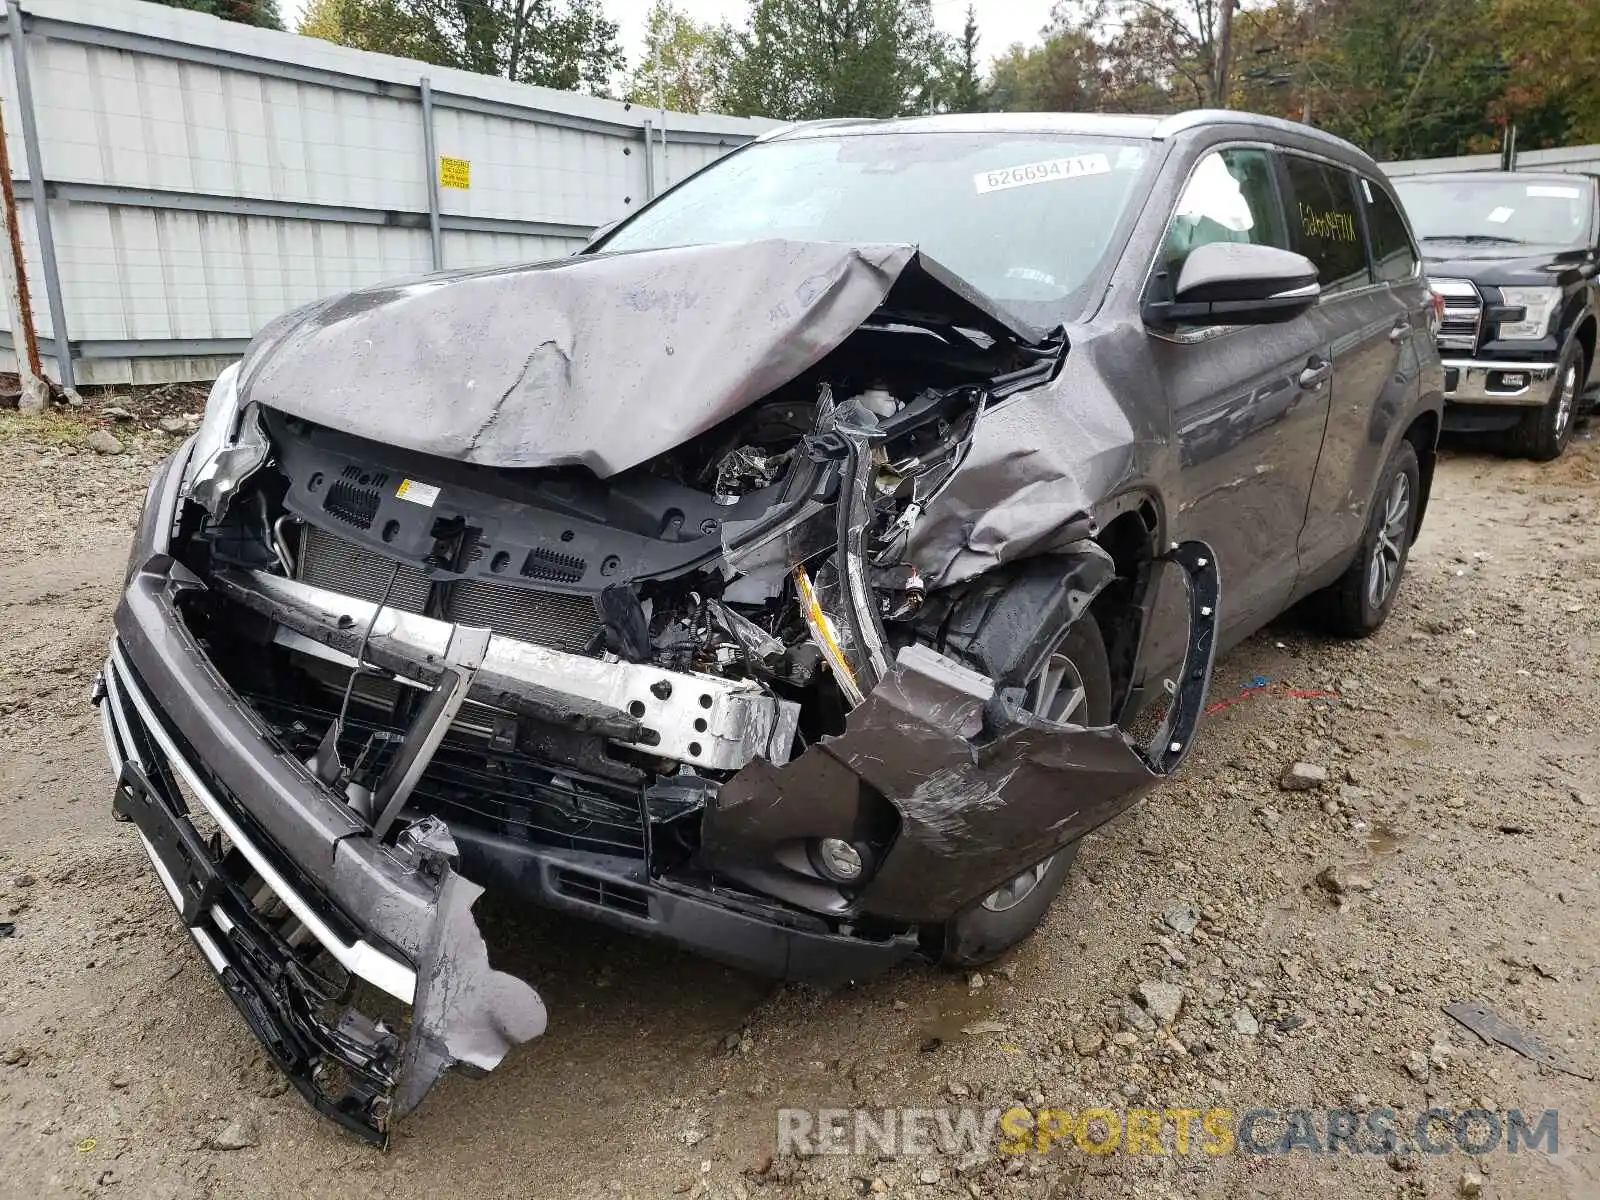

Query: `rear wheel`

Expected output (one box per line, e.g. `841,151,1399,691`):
1316,438,1419,638
939,613,1111,968
1505,341,1584,461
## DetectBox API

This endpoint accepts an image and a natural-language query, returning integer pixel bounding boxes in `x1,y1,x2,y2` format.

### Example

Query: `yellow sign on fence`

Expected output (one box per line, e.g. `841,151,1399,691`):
439,157,471,190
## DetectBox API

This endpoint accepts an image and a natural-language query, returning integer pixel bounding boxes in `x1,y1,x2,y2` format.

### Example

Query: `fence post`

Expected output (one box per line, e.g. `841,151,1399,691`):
420,76,443,271
644,120,659,199
5,0,73,392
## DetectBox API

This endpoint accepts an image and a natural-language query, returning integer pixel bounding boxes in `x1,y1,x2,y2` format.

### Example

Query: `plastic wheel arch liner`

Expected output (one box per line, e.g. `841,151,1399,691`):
700,540,1220,924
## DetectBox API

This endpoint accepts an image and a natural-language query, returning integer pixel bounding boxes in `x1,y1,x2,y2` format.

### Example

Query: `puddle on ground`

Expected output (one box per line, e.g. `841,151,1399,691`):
1365,823,1405,855
918,982,1003,1048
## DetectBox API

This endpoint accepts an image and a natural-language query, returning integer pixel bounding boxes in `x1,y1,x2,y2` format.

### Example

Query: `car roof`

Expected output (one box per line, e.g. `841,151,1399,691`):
761,109,1376,168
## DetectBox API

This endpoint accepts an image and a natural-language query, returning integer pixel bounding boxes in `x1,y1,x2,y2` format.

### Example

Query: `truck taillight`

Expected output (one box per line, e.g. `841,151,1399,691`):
1428,289,1446,335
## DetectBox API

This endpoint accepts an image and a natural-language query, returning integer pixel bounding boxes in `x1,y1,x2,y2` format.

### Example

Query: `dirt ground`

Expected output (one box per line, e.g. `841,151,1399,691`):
1,396,1597,1200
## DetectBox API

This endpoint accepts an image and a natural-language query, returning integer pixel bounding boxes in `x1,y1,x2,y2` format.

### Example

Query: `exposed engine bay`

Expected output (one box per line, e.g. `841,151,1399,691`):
102,239,1220,1144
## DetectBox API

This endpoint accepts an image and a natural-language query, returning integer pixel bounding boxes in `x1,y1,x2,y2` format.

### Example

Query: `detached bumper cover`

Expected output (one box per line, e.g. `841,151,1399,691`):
702,541,1221,923
98,451,546,1145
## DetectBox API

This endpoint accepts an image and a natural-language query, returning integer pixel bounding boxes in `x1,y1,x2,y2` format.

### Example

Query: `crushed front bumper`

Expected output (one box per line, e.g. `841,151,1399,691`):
97,451,546,1145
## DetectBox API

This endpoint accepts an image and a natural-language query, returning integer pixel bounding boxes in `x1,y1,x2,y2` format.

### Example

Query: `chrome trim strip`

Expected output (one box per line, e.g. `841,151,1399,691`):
1442,359,1558,407
105,644,418,1004
190,926,230,974
101,654,145,770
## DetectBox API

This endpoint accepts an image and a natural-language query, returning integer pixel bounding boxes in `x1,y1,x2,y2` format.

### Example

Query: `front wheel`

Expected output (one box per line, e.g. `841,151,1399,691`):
1505,342,1585,461
938,612,1111,968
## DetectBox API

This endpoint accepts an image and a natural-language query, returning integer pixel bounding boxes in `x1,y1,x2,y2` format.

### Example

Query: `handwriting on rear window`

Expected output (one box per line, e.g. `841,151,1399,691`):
975,153,1111,195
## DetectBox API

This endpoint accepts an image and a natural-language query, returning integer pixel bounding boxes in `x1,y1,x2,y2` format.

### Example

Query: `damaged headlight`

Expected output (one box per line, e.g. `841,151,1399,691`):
182,362,269,518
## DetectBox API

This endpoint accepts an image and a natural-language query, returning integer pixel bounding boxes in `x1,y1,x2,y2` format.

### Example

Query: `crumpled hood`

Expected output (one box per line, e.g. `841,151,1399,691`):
239,239,1035,479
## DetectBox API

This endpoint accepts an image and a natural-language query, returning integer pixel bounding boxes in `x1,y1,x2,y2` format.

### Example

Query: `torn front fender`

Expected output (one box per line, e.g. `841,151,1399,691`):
701,541,1219,924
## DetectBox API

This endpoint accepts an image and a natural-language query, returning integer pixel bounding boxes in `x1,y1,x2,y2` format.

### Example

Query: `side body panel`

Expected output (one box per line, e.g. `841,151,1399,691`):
1294,165,1429,580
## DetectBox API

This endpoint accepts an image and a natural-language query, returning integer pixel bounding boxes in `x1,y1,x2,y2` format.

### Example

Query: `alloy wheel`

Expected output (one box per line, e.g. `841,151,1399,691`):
1553,362,1577,439
1366,472,1412,611
981,858,1056,912
1024,648,1087,724
979,643,1086,912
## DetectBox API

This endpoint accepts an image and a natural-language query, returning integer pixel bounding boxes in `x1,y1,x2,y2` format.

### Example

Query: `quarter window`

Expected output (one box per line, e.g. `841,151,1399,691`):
1158,148,1290,288
1283,155,1371,295
1361,176,1419,283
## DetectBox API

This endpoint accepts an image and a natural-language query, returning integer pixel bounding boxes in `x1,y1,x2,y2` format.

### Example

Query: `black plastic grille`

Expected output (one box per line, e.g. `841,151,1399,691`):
246,695,647,858
322,480,382,530
520,546,587,583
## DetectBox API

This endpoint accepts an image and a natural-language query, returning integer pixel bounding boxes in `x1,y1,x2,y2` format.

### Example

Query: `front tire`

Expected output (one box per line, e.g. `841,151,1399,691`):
939,613,1111,968
1505,341,1584,461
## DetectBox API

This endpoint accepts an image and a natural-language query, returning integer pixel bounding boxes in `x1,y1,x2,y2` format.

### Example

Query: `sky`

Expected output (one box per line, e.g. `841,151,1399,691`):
278,1,1061,71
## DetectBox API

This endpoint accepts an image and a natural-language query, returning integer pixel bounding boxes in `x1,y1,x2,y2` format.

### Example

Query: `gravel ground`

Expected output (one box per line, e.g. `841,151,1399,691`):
1,396,1597,1200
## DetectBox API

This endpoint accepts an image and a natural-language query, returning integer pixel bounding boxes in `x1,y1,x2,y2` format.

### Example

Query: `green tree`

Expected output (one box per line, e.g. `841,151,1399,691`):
298,0,622,94
1494,0,1600,144
149,0,283,29
985,28,1104,112
943,5,984,112
720,0,952,120
625,1,735,113
1298,0,1509,159
298,0,443,61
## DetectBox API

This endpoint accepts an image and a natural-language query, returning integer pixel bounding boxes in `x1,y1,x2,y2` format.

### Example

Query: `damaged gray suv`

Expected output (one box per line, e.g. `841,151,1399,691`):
97,110,1443,1141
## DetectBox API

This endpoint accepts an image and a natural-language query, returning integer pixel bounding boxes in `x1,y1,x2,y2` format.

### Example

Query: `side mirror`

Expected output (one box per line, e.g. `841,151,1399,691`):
1143,242,1321,328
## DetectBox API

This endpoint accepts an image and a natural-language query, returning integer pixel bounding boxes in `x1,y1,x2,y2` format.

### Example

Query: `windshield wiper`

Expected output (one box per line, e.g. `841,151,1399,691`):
1420,234,1526,245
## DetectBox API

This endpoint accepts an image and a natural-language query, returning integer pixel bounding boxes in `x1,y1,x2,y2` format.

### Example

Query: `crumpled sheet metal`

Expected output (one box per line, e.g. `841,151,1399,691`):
706,541,1220,924
240,240,920,478
707,643,1169,923
906,341,1143,590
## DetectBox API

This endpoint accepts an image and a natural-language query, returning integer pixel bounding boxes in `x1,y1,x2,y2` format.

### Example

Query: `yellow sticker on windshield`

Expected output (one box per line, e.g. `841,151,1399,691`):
975,153,1111,195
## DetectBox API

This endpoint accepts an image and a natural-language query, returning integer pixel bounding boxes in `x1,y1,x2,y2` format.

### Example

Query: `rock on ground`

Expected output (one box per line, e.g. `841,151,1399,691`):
1280,761,1330,790
1135,980,1184,1024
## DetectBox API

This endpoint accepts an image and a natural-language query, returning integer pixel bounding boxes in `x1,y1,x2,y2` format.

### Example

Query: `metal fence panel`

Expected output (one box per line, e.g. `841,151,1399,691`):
0,0,775,388
1382,144,1600,177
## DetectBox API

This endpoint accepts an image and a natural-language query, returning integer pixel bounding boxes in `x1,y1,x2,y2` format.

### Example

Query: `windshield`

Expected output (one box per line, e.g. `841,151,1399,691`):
1394,176,1595,248
598,132,1154,324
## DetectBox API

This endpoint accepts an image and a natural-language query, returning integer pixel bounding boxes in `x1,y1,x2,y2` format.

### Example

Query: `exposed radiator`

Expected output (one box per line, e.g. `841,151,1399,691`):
446,580,601,654
298,523,432,612
295,524,602,653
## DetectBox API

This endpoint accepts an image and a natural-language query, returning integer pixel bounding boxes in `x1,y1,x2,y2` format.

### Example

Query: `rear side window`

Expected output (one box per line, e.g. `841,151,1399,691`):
1282,155,1371,295
1361,177,1419,283
1158,148,1291,286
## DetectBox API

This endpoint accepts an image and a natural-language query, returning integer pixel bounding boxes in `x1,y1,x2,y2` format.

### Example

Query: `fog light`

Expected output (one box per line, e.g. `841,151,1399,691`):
1500,372,1527,389
815,837,865,882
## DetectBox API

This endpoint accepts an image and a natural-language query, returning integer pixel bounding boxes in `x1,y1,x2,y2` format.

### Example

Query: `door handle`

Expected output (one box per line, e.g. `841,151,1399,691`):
1299,357,1332,389
1389,320,1411,344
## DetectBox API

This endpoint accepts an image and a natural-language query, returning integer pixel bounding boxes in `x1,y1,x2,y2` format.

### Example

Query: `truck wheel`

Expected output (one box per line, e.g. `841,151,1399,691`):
1506,342,1585,461
1317,438,1419,638
939,613,1111,968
